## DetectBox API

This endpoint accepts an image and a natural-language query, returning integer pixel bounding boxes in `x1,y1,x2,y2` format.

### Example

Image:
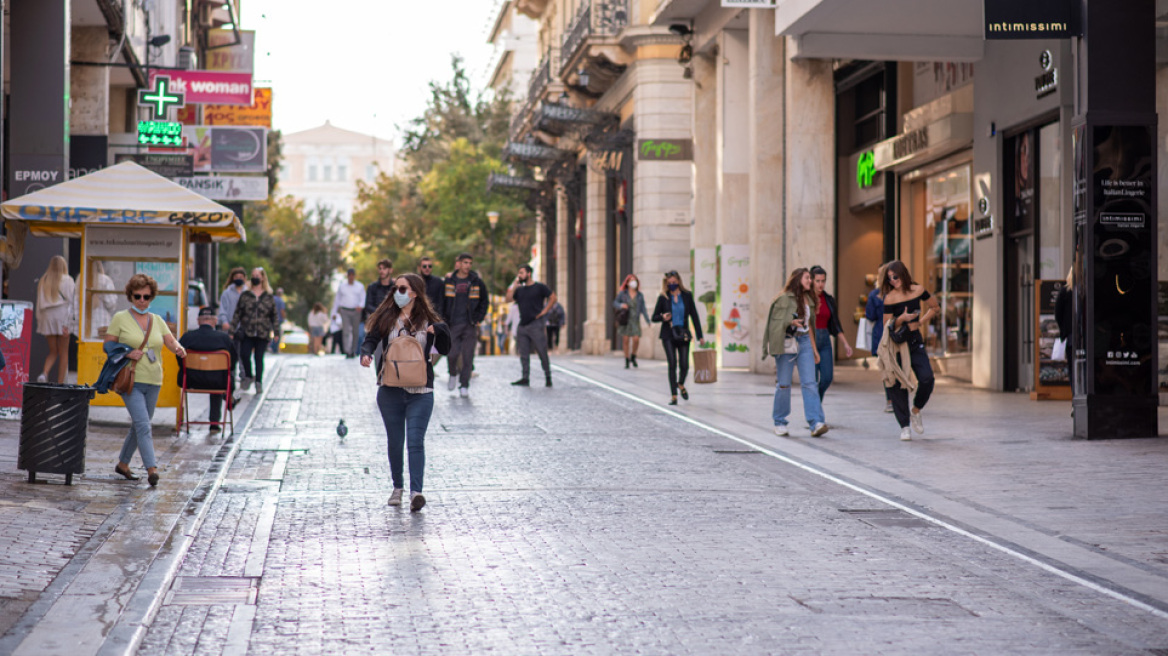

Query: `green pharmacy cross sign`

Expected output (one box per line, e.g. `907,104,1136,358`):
137,76,185,120
137,121,184,147
856,150,877,189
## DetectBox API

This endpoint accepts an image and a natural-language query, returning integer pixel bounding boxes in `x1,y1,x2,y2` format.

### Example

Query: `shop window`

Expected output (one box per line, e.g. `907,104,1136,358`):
853,73,885,148
85,258,181,340
912,164,973,356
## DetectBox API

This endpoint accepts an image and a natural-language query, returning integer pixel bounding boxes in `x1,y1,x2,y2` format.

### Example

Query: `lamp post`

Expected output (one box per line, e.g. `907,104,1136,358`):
487,211,500,355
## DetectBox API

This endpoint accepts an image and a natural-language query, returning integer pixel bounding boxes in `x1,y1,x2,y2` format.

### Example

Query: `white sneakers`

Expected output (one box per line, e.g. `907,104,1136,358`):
900,427,912,441
773,425,789,437
36,374,47,383
910,410,924,435
810,423,829,437
447,376,458,391
459,387,468,398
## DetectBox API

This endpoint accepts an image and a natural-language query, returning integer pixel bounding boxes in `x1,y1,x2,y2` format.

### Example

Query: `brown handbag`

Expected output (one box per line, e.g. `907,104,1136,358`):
112,315,153,395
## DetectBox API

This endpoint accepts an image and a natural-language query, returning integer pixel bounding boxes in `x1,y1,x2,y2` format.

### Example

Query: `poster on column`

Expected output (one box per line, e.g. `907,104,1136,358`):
0,302,33,419
692,248,718,350
719,245,751,367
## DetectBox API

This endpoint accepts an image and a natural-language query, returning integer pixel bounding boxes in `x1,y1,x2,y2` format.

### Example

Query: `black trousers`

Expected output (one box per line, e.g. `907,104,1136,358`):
888,332,935,428
239,337,270,384
661,337,690,396
546,325,561,349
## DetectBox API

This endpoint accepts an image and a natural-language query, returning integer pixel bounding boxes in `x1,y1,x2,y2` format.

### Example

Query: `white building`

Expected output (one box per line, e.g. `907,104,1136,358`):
486,1,541,100
278,121,396,222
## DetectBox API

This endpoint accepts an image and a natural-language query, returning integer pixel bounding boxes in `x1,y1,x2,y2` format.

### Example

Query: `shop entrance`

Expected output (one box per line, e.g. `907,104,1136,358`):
1004,122,1062,392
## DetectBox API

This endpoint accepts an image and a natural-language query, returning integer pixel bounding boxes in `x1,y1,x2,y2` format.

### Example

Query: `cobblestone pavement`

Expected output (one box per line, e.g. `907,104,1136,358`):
136,355,1168,655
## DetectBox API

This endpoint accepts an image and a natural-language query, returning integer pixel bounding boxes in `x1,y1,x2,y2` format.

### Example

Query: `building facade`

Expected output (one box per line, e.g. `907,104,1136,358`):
486,1,542,101
278,122,396,223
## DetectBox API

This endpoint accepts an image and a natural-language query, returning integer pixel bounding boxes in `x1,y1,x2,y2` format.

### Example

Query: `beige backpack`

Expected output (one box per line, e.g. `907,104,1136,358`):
379,328,428,388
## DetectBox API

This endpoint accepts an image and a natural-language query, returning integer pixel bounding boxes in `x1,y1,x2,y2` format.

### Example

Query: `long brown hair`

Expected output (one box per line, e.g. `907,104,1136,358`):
366,273,442,335
223,267,246,291
782,268,815,318
880,260,916,298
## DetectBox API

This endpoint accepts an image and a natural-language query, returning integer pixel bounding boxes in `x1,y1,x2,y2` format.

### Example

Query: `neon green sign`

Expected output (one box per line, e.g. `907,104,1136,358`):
137,121,184,147
137,76,185,119
856,150,877,189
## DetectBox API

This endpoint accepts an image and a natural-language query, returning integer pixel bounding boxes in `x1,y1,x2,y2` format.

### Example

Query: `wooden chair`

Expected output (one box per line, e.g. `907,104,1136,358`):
181,349,234,435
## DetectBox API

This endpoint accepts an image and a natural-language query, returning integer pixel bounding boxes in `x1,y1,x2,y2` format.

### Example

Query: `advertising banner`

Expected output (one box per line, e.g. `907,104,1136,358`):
692,248,718,350
203,87,272,127
205,29,255,72
0,302,34,420
175,176,268,202
719,245,751,367
114,153,194,178
184,126,268,173
150,70,253,106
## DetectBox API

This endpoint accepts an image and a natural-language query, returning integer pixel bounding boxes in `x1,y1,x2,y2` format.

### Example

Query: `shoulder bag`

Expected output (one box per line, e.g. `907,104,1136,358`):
113,314,153,395
614,297,631,327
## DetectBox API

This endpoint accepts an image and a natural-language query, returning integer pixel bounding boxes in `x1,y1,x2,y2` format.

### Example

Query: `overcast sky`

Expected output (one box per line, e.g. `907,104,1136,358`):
242,0,499,143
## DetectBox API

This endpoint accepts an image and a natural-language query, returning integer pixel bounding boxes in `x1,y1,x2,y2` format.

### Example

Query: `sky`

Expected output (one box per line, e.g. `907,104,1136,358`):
242,0,500,143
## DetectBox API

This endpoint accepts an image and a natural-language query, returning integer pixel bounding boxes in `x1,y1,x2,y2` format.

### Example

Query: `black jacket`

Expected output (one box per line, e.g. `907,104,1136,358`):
651,291,704,342
1055,286,1072,341
818,292,845,338
364,281,394,321
421,273,446,318
440,271,490,325
176,325,239,390
361,320,452,389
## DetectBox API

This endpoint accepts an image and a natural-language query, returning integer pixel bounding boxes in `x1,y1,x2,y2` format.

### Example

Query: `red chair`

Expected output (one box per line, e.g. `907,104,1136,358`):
181,350,234,435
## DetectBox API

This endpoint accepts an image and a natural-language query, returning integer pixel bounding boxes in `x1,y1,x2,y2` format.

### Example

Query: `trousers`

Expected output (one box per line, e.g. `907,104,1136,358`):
888,332,936,428
119,382,161,469
339,307,362,356
447,323,478,387
516,318,550,379
661,336,690,396
238,337,269,384
376,387,433,493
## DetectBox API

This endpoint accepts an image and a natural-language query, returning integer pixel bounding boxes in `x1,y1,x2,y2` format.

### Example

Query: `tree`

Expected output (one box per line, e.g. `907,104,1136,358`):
266,197,348,324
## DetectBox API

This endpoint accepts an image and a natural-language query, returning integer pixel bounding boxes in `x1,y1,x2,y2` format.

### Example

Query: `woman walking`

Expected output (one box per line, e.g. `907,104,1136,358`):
105,274,187,486
763,268,828,437
865,263,893,413
880,260,939,441
809,265,853,402
360,273,451,512
35,255,75,383
613,274,651,369
308,302,330,355
651,271,703,405
232,267,278,395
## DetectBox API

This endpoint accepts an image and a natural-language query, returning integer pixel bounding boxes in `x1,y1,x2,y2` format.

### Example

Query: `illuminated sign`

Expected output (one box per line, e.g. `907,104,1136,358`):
137,76,185,120
137,121,184,147
856,151,876,188
984,0,1080,39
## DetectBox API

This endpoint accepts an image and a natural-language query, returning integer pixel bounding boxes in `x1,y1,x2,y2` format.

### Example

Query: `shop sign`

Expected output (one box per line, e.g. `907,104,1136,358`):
589,150,624,173
205,29,255,73
720,0,774,6
137,75,185,120
974,215,995,239
847,149,883,210
873,113,973,172
856,151,876,188
203,88,272,127
892,128,929,161
137,121,184,147
182,126,268,173
174,176,268,202
114,153,194,179
150,70,254,106
637,139,693,161
984,0,1080,39
10,155,66,196
1035,50,1058,99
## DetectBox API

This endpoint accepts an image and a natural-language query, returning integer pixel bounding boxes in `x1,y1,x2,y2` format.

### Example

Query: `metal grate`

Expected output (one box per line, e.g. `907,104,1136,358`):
164,577,258,606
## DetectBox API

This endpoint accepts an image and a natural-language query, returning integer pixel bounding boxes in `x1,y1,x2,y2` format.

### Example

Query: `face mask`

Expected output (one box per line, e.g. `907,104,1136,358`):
131,305,150,315
233,279,244,287
668,283,679,292
251,277,261,286
393,291,412,308
629,281,638,290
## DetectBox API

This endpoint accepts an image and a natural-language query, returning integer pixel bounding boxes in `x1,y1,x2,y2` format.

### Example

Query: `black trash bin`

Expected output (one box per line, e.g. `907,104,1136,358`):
18,382,96,485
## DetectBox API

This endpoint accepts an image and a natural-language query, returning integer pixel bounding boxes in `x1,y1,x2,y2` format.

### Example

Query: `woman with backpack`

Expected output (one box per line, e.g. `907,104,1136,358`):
360,273,451,512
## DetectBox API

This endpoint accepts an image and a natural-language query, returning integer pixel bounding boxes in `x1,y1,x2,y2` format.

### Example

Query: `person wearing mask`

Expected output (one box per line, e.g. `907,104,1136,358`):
651,271,703,406
35,255,75,383
809,265,854,404
545,300,565,353
418,257,446,318
106,274,187,486
308,303,330,355
217,267,247,333
440,253,489,397
269,287,287,354
232,268,279,395
360,273,451,512
89,260,117,339
506,265,557,387
865,263,893,413
881,260,940,441
613,274,650,369
177,306,239,433
335,268,366,358
364,259,395,321
763,268,828,437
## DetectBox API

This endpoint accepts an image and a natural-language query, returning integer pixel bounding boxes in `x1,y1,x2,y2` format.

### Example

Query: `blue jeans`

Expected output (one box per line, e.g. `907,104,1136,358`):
815,329,834,401
119,382,161,469
376,387,434,493
773,334,825,428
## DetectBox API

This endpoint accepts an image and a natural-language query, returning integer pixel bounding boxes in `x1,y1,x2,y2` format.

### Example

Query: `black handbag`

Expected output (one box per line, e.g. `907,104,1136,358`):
670,325,692,345
889,322,911,344
615,307,630,327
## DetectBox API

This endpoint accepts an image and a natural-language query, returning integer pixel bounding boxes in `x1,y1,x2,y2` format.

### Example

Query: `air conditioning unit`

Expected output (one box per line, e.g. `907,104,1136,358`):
177,46,197,70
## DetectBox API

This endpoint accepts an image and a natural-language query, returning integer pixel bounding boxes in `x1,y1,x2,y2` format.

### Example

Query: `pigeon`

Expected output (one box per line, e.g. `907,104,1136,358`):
336,419,348,441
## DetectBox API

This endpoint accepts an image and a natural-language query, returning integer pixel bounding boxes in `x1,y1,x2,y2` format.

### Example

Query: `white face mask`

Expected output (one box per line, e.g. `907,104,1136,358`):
629,281,638,290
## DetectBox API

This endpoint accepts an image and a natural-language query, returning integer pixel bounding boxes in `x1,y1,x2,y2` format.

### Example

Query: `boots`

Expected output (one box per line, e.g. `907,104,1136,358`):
630,355,638,368
625,357,630,369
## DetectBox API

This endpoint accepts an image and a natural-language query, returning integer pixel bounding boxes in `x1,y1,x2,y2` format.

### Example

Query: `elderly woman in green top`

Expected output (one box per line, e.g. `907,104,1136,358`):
105,273,187,486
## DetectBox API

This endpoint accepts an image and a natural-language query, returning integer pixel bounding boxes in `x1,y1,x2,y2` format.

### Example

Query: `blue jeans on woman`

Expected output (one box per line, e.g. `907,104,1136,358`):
376,386,434,493
773,333,825,428
815,328,834,401
119,382,161,469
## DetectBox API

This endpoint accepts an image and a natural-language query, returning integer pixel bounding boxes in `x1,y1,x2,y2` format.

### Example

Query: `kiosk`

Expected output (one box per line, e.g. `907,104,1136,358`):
0,161,245,420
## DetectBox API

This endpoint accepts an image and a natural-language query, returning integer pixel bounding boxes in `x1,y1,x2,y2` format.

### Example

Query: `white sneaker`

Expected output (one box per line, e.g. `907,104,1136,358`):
900,427,912,441
811,423,829,437
773,425,789,437
36,374,47,383
459,387,468,398
910,410,924,434
447,376,458,391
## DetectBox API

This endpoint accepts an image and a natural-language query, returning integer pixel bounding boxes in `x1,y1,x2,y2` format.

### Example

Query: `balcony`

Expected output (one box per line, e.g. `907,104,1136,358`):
559,0,631,94
510,47,563,141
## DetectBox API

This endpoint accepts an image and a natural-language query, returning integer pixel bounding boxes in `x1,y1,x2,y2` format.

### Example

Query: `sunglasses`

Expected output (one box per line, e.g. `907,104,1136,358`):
664,270,679,278
888,275,900,281
420,264,432,269
394,286,412,294
133,294,153,301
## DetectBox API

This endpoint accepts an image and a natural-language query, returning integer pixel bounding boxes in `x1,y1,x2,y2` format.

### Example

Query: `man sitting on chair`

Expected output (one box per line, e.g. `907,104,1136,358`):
178,306,239,433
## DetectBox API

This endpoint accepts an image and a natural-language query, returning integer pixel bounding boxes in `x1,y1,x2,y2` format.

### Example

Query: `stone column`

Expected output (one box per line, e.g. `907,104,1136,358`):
747,11,786,374
690,47,719,360
582,164,608,354
70,27,110,137
716,29,751,367
555,185,570,339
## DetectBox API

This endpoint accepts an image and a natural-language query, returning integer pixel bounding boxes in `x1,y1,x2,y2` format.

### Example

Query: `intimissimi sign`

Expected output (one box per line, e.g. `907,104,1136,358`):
984,0,1080,39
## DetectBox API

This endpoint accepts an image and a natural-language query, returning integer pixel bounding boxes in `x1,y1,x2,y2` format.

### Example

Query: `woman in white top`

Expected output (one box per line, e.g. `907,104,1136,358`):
35,255,75,383
89,260,117,339
307,302,330,355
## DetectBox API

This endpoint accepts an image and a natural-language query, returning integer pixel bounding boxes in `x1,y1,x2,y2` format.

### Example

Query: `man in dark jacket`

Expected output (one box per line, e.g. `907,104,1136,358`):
363,259,395,320
177,307,239,433
440,253,490,397
418,257,445,317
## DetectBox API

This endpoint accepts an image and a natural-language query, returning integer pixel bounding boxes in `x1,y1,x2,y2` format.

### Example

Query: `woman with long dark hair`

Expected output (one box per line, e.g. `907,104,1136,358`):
881,260,940,441
651,270,703,405
613,274,651,369
361,273,451,512
762,268,827,437
232,267,278,395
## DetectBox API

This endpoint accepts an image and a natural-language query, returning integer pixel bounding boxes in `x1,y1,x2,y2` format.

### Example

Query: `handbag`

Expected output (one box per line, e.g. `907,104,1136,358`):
113,315,152,395
615,306,630,327
783,336,798,353
856,318,872,351
1051,337,1068,361
670,325,692,345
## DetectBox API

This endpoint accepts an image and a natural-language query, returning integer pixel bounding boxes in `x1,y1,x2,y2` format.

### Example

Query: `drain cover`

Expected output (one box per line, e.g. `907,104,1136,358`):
164,576,258,606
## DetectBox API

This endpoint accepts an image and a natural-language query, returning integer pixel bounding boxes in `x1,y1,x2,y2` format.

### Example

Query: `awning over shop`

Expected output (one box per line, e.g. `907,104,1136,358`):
534,101,617,137
0,161,246,246
486,172,542,194
503,141,572,165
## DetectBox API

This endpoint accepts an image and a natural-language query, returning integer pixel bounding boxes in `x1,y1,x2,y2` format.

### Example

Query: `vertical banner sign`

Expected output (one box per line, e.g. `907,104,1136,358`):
719,245,751,367
0,302,34,419
692,248,718,350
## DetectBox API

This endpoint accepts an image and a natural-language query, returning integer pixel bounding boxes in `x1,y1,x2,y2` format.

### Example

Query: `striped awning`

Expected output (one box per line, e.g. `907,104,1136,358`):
0,161,245,242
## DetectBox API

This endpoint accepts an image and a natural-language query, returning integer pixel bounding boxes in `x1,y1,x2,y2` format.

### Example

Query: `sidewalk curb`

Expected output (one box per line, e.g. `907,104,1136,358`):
92,359,283,656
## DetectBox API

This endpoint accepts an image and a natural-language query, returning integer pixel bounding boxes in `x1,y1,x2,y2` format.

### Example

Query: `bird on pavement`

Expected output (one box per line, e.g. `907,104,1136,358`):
337,419,348,442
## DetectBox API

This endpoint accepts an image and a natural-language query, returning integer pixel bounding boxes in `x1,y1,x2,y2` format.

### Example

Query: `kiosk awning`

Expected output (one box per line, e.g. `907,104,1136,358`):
0,161,246,244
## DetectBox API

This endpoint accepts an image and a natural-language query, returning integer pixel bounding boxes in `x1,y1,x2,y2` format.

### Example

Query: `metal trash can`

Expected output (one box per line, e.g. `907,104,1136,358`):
18,383,96,485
